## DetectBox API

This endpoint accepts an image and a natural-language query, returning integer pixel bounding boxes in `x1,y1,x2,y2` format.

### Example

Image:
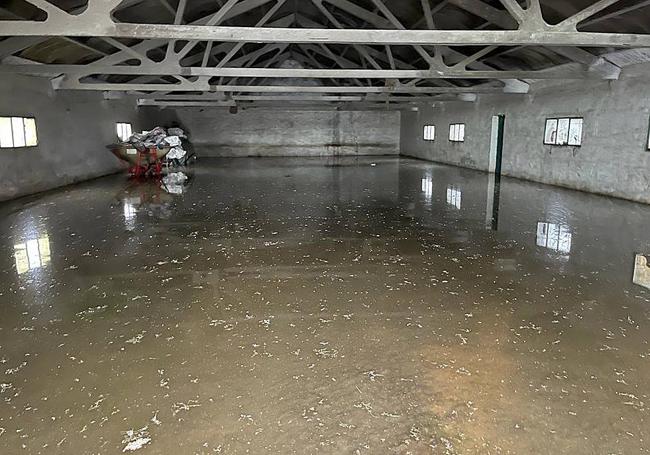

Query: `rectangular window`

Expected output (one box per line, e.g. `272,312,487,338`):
423,125,435,141
117,122,133,142
544,117,583,146
449,123,465,142
0,116,38,148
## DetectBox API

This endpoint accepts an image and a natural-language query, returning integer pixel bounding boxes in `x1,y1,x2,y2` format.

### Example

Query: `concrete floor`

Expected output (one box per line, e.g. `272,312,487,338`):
0,157,649,454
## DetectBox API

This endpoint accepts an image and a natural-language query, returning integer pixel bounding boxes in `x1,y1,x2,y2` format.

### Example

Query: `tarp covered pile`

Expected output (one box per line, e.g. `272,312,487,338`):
125,126,188,161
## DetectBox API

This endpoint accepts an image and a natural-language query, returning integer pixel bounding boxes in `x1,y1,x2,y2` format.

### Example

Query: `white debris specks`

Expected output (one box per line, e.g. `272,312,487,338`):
353,402,375,416
76,305,108,318
210,320,236,331
363,370,384,382
125,332,146,345
314,341,339,359
151,412,161,426
239,414,254,423
0,383,13,394
172,400,201,415
88,396,105,411
121,427,151,452
5,361,27,375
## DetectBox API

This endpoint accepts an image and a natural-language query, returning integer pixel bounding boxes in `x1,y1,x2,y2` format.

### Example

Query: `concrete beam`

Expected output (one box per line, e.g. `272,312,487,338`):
0,64,598,80
109,84,503,95
1,23,650,47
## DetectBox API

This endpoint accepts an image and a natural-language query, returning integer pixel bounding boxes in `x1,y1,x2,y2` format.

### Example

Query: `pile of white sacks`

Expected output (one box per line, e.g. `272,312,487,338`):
126,126,188,161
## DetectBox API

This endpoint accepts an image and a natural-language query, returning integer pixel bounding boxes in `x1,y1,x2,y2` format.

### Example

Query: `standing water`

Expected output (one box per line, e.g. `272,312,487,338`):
0,157,648,454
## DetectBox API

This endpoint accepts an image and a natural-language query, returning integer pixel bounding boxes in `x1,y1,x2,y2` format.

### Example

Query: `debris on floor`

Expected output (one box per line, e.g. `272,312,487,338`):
108,126,191,177
121,427,151,452
127,126,188,156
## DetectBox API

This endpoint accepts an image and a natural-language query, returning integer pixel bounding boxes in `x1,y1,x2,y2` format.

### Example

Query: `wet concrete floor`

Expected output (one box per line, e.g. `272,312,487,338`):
0,156,649,454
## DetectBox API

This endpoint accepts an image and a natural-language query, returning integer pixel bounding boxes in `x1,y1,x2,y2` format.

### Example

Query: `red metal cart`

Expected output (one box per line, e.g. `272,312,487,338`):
108,144,172,177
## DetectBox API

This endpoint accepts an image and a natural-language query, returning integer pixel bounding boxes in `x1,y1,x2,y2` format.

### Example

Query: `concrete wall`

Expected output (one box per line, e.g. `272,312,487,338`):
400,66,650,204
174,108,401,157
0,74,162,201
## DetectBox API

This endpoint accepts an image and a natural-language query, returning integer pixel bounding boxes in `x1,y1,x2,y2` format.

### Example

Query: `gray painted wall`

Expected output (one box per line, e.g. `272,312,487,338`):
0,74,162,201
174,108,401,157
400,66,650,204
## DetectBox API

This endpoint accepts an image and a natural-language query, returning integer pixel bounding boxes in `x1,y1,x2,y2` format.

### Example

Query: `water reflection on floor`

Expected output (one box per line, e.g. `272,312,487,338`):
0,157,649,454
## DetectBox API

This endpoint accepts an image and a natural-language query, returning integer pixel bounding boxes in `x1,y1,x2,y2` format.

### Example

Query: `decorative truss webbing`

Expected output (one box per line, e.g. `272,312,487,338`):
1,0,647,45
0,0,647,107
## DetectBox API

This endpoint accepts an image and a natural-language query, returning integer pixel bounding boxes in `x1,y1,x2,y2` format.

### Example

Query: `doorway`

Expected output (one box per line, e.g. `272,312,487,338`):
488,114,505,175
486,114,505,230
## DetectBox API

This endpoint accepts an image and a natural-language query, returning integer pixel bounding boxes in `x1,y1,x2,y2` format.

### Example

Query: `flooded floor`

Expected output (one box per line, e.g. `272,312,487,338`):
0,157,649,454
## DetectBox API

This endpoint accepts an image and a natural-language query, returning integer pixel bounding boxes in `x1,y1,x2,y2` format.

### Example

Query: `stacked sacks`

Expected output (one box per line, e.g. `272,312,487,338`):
125,126,188,160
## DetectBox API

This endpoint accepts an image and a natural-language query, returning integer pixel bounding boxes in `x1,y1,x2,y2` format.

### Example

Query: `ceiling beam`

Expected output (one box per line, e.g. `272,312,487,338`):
110,84,502,95
139,94,476,103
136,97,472,108
2,22,650,47
0,64,598,80
129,86,502,101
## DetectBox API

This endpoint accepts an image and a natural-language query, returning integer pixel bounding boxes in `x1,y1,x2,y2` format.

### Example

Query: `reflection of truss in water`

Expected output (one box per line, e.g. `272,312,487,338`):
633,254,650,290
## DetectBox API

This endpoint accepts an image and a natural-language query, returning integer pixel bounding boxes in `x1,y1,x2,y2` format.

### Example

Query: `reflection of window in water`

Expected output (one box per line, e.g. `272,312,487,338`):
633,254,650,290
421,177,433,200
14,235,51,275
123,197,140,230
446,186,462,210
536,222,572,254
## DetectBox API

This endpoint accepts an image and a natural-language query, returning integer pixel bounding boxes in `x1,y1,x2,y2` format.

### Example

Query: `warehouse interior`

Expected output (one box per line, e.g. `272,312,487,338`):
1,0,650,453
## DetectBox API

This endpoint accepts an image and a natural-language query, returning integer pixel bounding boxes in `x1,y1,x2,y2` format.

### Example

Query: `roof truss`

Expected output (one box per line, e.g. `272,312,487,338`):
0,0,648,109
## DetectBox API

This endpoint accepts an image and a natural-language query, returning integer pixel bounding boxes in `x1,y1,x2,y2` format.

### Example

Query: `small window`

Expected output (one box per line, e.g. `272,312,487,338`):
117,122,133,142
449,123,465,142
423,125,435,141
544,117,582,146
0,117,38,148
